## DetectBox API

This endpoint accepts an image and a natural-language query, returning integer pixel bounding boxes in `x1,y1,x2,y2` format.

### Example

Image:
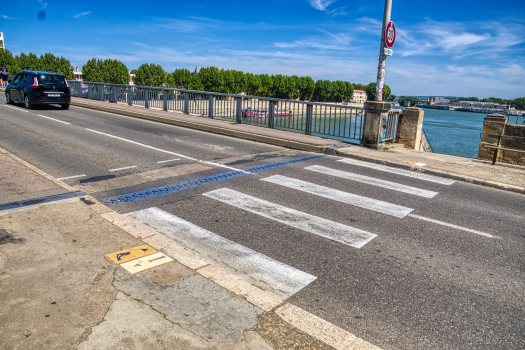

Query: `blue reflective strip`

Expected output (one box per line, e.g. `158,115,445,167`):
101,155,324,206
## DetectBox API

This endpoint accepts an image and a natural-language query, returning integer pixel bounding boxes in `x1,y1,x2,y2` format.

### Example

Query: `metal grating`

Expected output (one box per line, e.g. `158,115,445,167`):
101,155,324,206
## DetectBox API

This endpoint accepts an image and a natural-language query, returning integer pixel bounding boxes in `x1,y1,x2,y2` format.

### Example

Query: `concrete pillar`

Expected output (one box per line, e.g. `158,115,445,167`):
397,107,424,150
361,101,391,149
477,114,507,162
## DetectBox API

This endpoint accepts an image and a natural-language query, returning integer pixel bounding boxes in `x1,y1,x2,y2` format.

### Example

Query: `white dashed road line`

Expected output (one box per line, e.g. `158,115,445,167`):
306,165,439,198
157,158,181,163
37,114,71,125
56,174,86,181
204,188,377,249
337,158,455,185
4,105,29,112
261,175,413,218
109,166,138,172
408,214,499,239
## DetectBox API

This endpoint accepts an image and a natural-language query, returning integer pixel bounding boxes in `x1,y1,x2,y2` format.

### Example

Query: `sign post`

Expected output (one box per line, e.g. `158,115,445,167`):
374,0,395,101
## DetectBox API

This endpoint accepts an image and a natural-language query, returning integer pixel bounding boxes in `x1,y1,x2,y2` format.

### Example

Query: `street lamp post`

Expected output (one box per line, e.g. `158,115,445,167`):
375,0,393,101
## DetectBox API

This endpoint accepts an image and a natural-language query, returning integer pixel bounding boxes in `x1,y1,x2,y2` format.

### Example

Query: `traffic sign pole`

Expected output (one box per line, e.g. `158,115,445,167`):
375,0,393,101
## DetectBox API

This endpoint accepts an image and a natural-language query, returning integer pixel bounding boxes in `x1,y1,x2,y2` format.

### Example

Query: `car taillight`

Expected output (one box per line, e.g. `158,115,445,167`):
65,79,70,90
30,77,39,88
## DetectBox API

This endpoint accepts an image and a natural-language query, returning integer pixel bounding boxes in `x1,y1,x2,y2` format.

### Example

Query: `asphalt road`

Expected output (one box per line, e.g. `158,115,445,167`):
1,98,524,349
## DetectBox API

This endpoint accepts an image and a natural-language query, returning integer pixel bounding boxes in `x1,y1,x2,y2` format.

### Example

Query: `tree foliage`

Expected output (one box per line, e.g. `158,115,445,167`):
168,68,191,89
298,76,315,101
364,82,391,101
5,52,74,79
398,96,421,105
82,58,129,84
133,63,166,87
312,80,333,102
511,97,525,110
245,73,261,96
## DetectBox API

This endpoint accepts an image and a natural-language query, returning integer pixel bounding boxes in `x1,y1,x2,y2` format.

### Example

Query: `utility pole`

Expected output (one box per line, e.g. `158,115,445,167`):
375,0,393,101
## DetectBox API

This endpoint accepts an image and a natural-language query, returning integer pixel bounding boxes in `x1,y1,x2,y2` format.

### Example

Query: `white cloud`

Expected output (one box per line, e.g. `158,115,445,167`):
1,15,14,19
309,0,336,11
327,7,347,17
73,11,91,19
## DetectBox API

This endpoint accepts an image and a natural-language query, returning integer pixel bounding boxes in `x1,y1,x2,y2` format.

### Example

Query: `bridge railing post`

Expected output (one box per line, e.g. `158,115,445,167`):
163,90,168,111
144,89,149,109
184,93,189,114
208,95,214,118
268,101,275,129
128,87,132,105
88,84,92,99
99,84,105,101
305,104,313,135
236,97,242,123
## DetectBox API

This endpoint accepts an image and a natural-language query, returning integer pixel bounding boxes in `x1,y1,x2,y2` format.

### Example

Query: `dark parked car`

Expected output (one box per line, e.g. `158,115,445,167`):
5,70,70,109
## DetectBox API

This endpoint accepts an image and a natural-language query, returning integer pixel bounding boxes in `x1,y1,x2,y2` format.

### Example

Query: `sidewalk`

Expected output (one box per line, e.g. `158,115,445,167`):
0,148,379,349
69,97,525,194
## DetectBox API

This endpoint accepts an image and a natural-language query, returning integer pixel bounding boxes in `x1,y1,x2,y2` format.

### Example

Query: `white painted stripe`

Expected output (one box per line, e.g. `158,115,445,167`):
306,165,439,198
409,214,499,239
157,158,180,163
37,114,71,125
202,161,252,174
84,128,248,173
56,174,86,181
337,158,455,185
204,188,377,248
276,303,382,350
109,165,137,172
85,128,198,161
126,207,316,300
4,105,29,112
261,175,412,218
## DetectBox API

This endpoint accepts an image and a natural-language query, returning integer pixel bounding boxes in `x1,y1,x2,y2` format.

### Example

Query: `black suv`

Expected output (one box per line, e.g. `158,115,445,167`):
5,70,70,109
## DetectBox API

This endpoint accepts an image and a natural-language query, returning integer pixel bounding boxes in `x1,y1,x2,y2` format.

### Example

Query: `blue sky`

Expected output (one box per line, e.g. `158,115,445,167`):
1,0,524,98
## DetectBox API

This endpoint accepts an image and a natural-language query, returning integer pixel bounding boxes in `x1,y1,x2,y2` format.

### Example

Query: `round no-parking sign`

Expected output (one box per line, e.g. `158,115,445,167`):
385,21,396,48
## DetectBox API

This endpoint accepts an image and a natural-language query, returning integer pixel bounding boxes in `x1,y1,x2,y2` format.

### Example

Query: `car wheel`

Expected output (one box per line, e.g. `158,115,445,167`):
61,103,70,110
24,95,33,109
6,92,13,104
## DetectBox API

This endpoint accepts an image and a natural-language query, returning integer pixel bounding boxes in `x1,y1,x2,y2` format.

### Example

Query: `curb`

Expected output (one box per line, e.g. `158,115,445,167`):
0,147,76,192
71,100,328,154
334,150,525,194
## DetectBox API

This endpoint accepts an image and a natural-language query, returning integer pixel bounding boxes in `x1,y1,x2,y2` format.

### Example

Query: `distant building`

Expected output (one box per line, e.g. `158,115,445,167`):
0,32,4,50
74,67,83,80
428,96,450,105
351,90,367,103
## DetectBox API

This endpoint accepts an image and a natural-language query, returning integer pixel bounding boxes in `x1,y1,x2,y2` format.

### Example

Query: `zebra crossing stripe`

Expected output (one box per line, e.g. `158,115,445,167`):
337,159,455,185
125,207,317,300
203,188,377,249
261,175,413,218
305,165,439,198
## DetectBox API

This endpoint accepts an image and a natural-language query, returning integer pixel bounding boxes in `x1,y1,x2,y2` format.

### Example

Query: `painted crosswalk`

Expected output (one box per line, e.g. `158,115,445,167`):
305,165,439,198
203,188,377,248
261,175,413,218
337,158,455,185
125,207,317,300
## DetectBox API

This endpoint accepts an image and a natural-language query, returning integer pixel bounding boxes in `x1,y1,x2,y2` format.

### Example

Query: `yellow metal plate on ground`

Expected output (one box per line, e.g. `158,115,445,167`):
404,161,416,164
106,244,157,264
120,252,173,273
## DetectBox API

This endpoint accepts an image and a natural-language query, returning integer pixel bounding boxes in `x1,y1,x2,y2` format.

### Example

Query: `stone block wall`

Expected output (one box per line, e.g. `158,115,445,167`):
478,114,525,165
396,107,424,150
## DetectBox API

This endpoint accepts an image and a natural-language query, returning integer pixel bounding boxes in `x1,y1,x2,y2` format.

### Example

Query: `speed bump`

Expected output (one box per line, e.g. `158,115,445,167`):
106,244,157,264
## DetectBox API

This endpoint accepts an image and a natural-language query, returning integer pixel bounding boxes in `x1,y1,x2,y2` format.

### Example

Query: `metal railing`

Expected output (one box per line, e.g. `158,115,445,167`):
384,109,400,142
70,81,365,144
420,129,433,152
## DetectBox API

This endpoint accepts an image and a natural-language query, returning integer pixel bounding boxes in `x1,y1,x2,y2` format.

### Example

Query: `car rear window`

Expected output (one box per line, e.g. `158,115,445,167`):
37,74,66,85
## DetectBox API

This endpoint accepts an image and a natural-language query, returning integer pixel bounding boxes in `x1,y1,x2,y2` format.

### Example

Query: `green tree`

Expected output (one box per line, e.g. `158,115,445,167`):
353,83,366,91
331,80,347,102
511,97,525,110
271,74,295,99
259,74,273,97
189,72,204,91
312,80,332,102
199,66,222,92
221,69,234,93
168,68,191,89
289,75,300,100
398,96,421,105
245,73,261,96
81,58,128,84
298,76,315,101
232,70,247,94
133,63,166,87
343,81,354,101
0,49,15,76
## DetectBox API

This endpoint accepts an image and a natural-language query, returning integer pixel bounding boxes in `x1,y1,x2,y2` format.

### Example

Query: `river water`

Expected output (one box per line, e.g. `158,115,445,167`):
392,107,525,159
